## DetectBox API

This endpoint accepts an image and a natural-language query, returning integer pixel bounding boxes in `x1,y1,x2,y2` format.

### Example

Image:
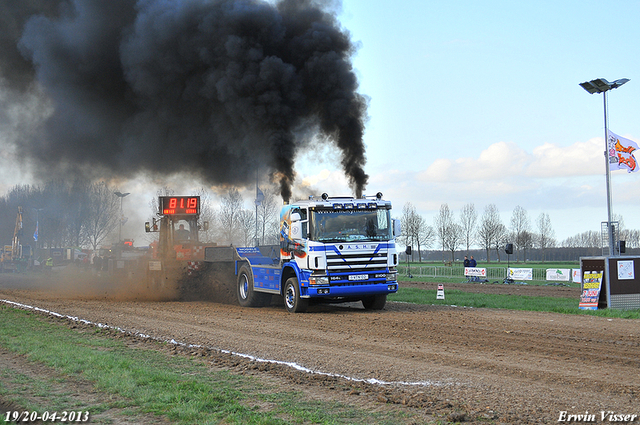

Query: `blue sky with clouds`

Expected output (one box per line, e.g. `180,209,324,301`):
296,0,640,242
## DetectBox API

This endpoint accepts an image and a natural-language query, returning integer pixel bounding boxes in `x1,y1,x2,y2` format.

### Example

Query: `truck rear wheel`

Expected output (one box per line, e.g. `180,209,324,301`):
284,277,308,313
362,294,387,310
237,264,270,307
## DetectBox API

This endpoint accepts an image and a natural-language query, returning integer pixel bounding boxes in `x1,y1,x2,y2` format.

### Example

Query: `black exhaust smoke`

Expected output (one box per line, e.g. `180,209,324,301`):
0,0,368,201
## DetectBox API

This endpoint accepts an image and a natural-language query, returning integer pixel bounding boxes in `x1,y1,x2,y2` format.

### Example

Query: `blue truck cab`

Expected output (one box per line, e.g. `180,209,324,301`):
235,192,400,312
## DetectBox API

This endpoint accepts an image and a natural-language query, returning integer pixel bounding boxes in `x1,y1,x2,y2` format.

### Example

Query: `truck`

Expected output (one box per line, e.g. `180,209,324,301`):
144,192,400,312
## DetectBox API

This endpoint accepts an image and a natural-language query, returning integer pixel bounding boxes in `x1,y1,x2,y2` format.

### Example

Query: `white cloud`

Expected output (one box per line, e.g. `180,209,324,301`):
415,139,605,185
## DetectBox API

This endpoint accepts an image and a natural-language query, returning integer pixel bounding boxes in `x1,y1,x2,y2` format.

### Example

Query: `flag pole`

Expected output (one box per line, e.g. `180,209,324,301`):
603,91,615,256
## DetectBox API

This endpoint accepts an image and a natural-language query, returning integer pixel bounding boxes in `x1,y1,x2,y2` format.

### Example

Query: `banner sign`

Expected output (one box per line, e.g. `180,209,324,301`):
607,130,639,173
464,267,486,277
572,269,581,283
579,271,603,310
508,268,532,280
546,268,571,281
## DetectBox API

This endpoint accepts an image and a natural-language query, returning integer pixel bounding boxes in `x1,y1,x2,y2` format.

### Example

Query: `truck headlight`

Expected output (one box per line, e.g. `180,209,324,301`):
309,276,329,285
386,271,397,282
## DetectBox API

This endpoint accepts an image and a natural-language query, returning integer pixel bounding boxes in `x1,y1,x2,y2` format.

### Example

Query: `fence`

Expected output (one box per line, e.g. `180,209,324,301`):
400,265,551,282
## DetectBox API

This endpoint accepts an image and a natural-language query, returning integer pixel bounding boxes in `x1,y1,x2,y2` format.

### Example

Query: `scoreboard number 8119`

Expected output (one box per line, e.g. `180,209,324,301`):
159,196,200,216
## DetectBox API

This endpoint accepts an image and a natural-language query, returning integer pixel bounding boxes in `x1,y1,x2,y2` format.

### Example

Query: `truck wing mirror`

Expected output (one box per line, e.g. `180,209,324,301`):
393,218,401,237
290,212,302,222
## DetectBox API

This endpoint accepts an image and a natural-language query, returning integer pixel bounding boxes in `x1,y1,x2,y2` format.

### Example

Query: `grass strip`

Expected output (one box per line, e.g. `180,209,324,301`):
0,305,407,425
389,288,640,319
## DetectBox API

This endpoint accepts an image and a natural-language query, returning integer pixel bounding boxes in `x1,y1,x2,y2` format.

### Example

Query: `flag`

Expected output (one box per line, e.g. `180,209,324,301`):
607,130,639,173
33,222,38,242
255,188,265,206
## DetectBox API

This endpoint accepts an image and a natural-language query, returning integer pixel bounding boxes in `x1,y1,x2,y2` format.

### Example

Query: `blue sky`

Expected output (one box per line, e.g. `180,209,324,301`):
297,0,640,242
2,0,640,246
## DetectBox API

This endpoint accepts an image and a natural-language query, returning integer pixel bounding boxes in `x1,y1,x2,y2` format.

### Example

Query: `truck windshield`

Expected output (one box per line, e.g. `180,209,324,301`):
309,208,392,242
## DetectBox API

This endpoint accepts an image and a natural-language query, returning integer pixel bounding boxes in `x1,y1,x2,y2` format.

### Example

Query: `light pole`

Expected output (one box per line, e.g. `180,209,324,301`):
114,191,130,243
579,78,629,256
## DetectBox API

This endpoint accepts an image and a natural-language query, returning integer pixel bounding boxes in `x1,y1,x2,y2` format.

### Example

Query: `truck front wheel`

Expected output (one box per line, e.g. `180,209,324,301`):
362,294,387,310
284,277,308,313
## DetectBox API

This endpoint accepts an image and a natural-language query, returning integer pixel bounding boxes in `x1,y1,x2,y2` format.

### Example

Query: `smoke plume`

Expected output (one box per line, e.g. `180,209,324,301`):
0,0,369,201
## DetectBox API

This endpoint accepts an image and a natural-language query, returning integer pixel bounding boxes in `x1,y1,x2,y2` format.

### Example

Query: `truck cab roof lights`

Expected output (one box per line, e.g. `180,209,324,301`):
333,203,343,209
344,203,354,209
357,203,366,209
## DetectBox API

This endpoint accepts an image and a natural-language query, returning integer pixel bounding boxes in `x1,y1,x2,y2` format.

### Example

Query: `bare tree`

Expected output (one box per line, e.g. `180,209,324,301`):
459,203,477,254
536,212,556,261
237,208,256,247
83,182,120,251
434,204,457,263
493,222,508,262
613,213,629,246
192,188,216,243
417,216,435,261
400,203,419,261
628,229,640,249
256,186,280,245
510,205,530,262
218,188,244,245
400,203,434,262
67,179,91,247
478,204,507,262
444,221,461,263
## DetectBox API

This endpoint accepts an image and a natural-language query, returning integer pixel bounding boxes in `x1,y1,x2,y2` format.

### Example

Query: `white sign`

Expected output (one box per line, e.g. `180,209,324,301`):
572,269,581,283
546,268,571,281
436,284,445,300
464,267,486,277
617,260,635,280
509,268,532,280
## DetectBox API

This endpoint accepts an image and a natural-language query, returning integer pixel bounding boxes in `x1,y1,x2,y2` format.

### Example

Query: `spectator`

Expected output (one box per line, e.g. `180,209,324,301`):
469,256,477,267
463,256,470,278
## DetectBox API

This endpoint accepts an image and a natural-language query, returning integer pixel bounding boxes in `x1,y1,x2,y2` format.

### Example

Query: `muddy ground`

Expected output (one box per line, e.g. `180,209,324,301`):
0,271,638,424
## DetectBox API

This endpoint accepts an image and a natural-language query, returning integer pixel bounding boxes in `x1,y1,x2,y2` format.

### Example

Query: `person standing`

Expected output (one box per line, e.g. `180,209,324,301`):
463,256,470,278
469,256,477,267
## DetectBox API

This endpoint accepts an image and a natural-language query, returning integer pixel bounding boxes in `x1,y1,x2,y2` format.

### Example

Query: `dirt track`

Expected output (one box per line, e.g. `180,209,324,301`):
0,272,639,424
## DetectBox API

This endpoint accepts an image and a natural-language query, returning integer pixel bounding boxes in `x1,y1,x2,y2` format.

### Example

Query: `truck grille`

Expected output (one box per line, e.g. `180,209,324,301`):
327,249,387,279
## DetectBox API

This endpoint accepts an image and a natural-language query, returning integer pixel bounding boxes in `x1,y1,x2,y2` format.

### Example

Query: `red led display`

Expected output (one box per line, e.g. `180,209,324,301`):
159,196,200,216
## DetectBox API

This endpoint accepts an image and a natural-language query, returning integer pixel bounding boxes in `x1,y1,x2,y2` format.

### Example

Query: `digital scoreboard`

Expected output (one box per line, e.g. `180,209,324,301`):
159,196,200,215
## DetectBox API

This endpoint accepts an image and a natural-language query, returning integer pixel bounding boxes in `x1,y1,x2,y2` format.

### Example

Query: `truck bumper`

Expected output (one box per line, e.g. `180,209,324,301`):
303,282,398,298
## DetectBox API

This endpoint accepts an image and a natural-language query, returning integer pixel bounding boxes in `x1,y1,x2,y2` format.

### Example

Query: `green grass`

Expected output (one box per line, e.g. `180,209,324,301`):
389,287,640,319
0,306,412,425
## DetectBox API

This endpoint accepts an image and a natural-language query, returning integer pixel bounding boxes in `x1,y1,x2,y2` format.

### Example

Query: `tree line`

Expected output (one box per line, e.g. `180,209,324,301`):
2,182,637,261
0,181,282,252
397,202,638,263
